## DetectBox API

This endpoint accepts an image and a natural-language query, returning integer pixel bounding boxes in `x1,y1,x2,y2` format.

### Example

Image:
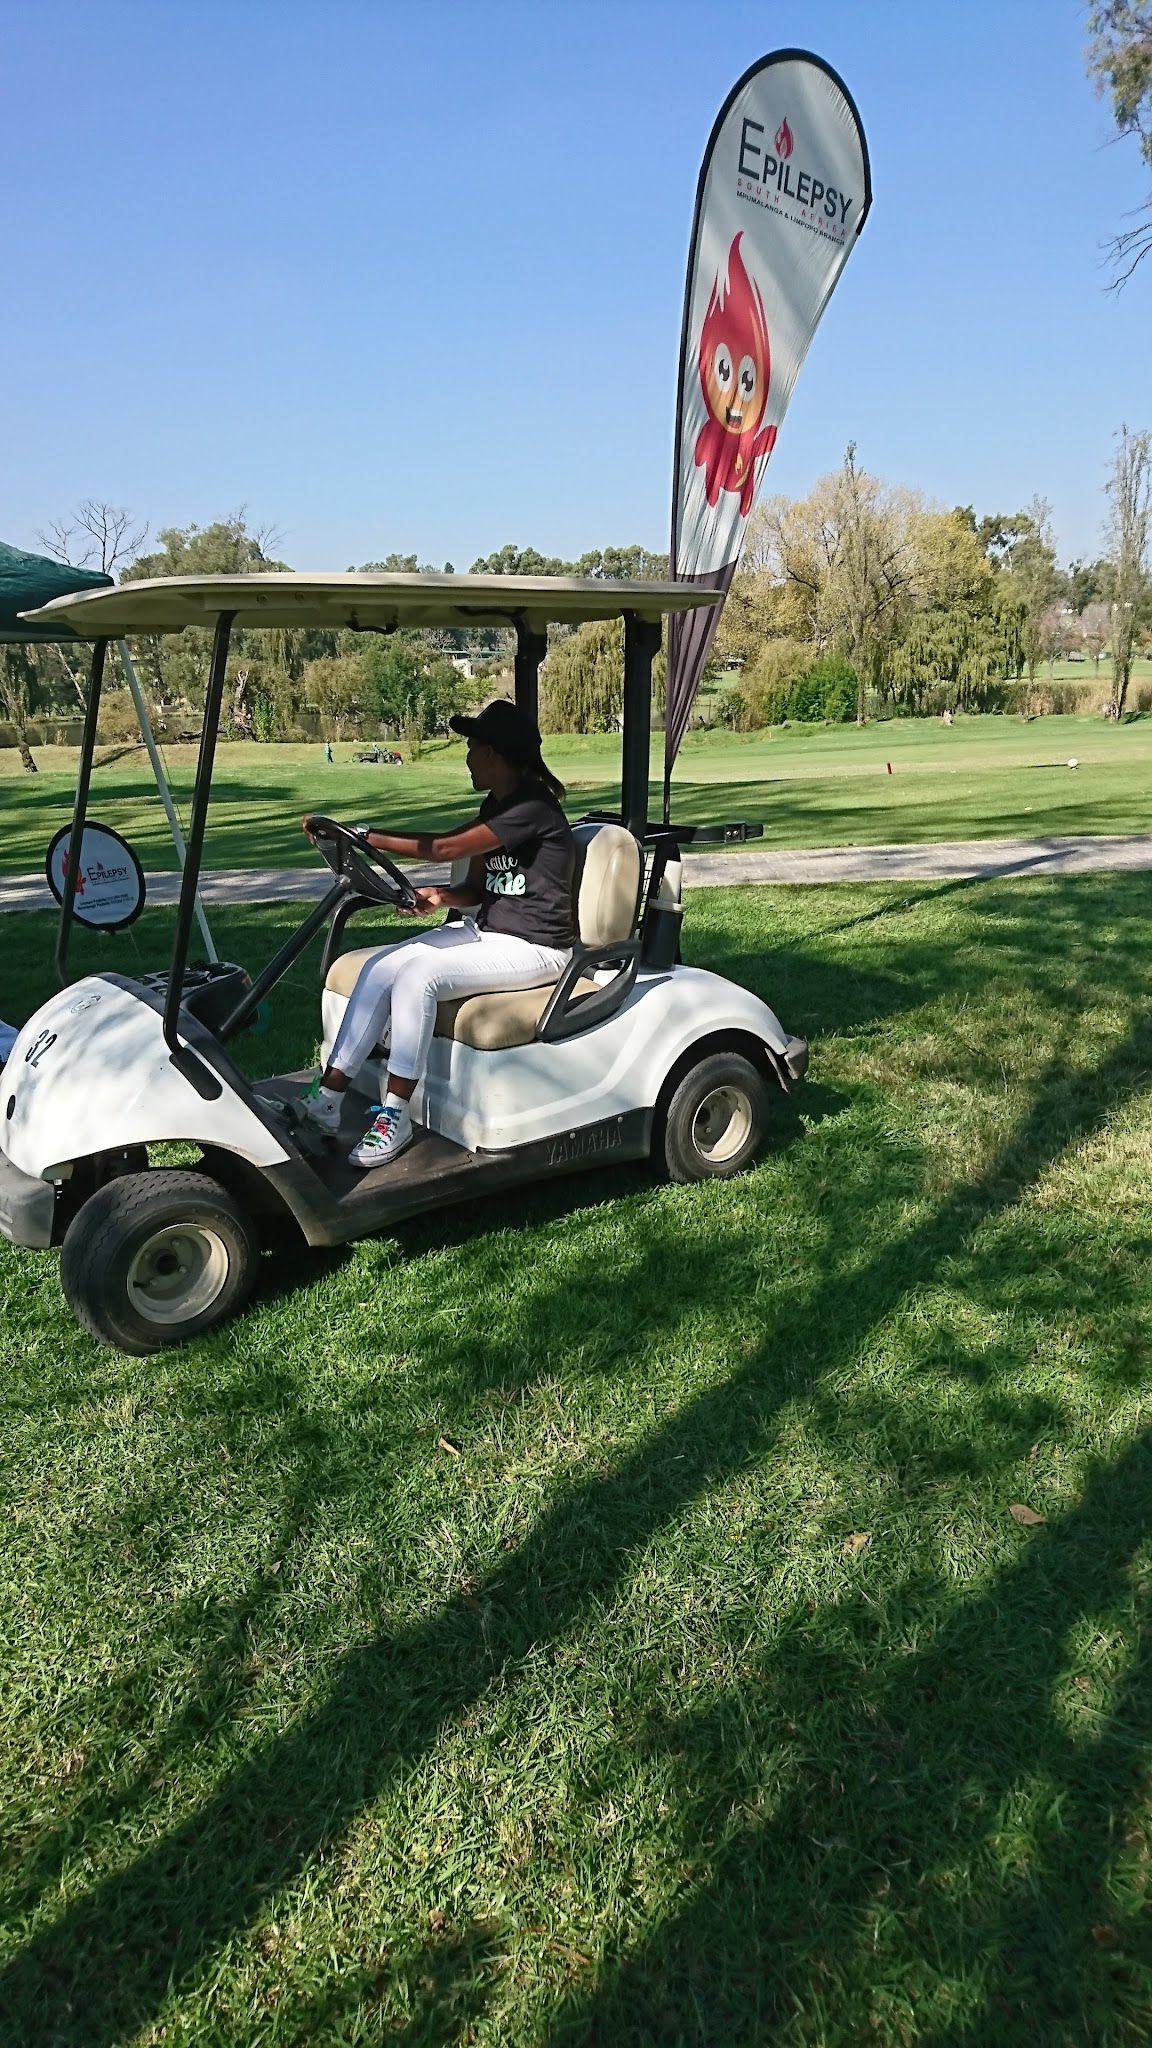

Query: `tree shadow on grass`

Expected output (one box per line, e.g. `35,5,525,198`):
803,859,1092,945
546,1440,1152,2047
268,1916,508,2046
2,960,1150,2044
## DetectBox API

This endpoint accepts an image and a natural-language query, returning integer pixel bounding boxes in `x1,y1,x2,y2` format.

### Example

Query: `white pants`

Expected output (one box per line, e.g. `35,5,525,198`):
328,920,571,1083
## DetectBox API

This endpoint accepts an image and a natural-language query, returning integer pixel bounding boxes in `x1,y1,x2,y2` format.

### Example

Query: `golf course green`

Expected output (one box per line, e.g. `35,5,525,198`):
3,711,1151,878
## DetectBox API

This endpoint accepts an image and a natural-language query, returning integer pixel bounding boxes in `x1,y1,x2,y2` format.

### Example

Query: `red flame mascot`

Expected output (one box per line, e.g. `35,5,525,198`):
694,232,776,516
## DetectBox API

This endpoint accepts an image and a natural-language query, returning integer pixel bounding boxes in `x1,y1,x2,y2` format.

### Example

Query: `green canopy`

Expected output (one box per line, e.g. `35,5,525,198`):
0,540,113,643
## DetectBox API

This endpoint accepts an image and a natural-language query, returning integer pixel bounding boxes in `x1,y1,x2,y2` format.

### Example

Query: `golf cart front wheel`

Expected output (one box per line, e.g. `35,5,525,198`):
658,1051,769,1184
61,1169,258,1354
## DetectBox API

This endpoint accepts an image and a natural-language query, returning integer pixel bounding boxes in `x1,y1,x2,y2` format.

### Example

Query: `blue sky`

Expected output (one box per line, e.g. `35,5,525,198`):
2,0,1148,570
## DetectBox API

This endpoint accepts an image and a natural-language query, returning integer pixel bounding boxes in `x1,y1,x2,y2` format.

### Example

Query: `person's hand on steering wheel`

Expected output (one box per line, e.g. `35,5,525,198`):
402,886,452,917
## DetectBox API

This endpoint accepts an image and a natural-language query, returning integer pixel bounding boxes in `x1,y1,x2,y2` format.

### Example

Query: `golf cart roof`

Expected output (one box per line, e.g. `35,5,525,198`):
22,571,723,637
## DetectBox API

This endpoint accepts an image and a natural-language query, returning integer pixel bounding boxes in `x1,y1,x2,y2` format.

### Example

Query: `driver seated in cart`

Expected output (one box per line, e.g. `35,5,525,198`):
302,700,576,1169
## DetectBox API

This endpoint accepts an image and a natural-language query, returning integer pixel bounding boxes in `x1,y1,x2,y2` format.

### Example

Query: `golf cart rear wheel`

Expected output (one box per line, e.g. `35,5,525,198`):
61,1169,258,1355
658,1052,769,1184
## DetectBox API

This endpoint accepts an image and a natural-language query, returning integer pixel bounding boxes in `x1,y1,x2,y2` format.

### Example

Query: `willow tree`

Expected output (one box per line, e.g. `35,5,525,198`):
540,619,667,734
884,595,1025,713
883,508,1024,711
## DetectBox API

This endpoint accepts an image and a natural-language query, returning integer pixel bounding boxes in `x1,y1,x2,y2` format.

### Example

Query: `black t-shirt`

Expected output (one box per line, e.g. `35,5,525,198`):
476,782,577,946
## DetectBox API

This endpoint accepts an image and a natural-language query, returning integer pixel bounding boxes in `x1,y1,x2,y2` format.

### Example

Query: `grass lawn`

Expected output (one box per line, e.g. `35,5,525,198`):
3,877,1152,2042
4,707,1152,877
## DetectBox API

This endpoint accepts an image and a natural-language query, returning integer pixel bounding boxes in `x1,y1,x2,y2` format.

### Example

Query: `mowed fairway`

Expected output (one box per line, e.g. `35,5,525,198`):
4,708,1152,877
3,876,1152,2042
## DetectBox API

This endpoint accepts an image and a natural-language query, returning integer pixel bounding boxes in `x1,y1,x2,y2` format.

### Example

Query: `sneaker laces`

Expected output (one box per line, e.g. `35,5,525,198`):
362,1104,402,1153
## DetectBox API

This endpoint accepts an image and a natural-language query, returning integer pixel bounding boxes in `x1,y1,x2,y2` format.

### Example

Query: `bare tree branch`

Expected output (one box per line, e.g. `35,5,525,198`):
37,516,80,564
1103,200,1152,286
1087,1,1152,286
38,501,148,575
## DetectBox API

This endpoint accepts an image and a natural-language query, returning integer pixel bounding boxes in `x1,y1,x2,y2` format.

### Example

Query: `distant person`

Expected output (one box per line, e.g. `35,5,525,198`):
324,740,334,764
301,701,576,1170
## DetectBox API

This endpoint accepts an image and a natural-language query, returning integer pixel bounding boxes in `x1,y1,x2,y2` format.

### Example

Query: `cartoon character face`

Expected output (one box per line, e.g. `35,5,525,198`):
704,341,762,436
698,234,770,439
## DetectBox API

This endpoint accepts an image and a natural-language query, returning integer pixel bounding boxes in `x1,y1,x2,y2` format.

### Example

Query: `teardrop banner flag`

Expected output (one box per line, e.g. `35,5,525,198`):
665,50,871,807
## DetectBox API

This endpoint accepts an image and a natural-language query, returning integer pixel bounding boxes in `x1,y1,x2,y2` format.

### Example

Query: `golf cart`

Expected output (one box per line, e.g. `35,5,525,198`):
1,572,807,1353
353,743,402,765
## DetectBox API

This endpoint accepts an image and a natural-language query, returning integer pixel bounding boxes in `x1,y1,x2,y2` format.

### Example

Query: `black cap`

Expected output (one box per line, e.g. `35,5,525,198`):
449,699,543,764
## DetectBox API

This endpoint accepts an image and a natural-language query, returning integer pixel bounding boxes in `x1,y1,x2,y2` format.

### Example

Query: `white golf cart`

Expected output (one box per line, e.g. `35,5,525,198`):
1,573,807,1353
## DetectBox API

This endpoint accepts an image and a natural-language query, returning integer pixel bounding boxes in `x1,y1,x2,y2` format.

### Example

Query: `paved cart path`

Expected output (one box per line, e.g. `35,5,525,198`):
4,831,1152,915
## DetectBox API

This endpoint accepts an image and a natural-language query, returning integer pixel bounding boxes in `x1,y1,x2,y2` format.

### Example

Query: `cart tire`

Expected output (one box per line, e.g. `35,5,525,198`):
657,1051,769,1185
61,1169,258,1355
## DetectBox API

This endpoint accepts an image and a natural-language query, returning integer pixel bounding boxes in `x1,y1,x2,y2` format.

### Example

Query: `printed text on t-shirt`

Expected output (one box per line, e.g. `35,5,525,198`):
486,851,527,898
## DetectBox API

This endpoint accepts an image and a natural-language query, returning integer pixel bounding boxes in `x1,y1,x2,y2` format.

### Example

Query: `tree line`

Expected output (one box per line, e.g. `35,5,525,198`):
1,427,1148,769
711,425,1151,730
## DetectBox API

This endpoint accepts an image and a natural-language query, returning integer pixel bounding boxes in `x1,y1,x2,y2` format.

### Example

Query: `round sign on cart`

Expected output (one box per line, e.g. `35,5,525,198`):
45,822,146,931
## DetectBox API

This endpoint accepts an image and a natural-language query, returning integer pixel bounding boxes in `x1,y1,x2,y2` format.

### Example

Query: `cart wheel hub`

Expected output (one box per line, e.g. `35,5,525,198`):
692,1084,752,1163
126,1224,230,1325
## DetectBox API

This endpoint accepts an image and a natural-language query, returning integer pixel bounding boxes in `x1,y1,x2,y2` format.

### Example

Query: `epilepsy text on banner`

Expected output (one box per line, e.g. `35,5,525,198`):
665,50,871,803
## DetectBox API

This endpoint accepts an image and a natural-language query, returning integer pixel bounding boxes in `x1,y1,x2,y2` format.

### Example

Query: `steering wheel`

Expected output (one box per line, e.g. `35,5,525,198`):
305,816,419,911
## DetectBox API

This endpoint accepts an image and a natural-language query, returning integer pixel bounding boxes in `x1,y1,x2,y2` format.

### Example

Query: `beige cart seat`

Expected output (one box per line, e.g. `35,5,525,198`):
324,822,642,1052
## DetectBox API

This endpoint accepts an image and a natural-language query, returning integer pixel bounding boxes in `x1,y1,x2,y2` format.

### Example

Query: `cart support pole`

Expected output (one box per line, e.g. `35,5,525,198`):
163,612,234,1063
513,620,547,725
56,637,108,987
117,639,218,964
621,614,661,835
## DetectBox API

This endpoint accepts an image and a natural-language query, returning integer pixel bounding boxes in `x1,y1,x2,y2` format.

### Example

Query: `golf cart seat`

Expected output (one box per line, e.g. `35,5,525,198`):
324,821,642,1050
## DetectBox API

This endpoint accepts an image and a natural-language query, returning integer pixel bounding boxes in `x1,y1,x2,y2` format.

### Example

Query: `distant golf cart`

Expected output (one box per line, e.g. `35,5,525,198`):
1,572,807,1354
353,743,403,765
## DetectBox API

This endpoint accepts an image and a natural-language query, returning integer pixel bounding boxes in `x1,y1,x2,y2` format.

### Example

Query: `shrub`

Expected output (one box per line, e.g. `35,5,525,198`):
712,685,748,730
990,677,1114,718
789,652,859,723
95,689,143,745
726,644,859,726
251,693,277,743
731,639,812,728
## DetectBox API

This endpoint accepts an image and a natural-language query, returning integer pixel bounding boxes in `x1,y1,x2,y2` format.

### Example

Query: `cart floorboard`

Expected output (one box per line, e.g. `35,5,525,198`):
254,1071,651,1238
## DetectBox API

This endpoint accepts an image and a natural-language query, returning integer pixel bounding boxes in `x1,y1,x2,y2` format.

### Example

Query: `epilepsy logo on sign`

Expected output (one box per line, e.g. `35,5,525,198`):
45,822,146,931
736,112,856,242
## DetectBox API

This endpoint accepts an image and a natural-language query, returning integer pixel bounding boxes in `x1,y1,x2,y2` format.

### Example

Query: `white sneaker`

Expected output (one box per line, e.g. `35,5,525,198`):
348,1101,413,1170
300,1078,343,1133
